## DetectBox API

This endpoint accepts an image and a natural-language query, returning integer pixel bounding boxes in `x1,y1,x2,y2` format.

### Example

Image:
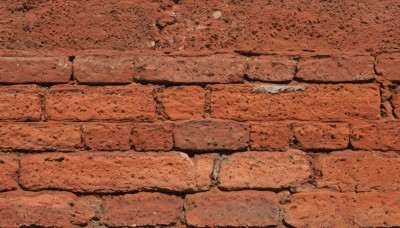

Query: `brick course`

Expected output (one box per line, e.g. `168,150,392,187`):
0,1,398,226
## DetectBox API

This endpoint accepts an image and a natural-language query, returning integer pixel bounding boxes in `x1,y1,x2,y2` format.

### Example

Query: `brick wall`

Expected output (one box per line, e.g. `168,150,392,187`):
0,0,399,227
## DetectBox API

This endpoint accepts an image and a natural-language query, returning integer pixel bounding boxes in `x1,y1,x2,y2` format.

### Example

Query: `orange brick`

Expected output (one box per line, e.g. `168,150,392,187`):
132,123,173,151
84,123,131,150
185,190,279,227
210,84,380,121
161,86,205,120
250,123,292,151
46,85,156,121
0,57,71,83
315,151,400,192
103,192,183,227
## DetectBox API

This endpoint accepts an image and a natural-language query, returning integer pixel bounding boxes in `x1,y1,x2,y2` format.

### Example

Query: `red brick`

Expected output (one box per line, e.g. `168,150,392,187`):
133,55,245,84
250,123,292,151
393,87,400,118
0,122,82,151
245,56,296,82
103,192,183,227
0,85,42,121
296,56,375,82
173,120,249,151
285,191,400,227
158,1,399,52
210,84,380,121
0,191,100,228
0,57,71,83
0,1,161,50
350,121,400,150
315,151,400,192
355,192,400,227
84,123,131,150
132,123,173,151
74,56,133,84
1,1,399,53
0,154,18,191
376,54,400,82
46,85,156,121
19,152,215,193
185,190,279,227
293,123,349,150
218,150,311,190
161,86,205,120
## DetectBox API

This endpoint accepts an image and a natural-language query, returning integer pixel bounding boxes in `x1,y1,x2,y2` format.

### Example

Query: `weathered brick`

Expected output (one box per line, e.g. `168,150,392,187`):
250,123,292,151
174,120,249,151
185,190,279,227
132,123,173,151
210,84,380,121
0,191,100,228
161,86,205,120
74,56,133,84
376,54,400,82
296,56,375,82
392,87,400,118
46,85,156,121
350,121,400,150
293,123,349,150
0,1,161,50
0,85,42,121
0,154,18,191
285,191,400,227
315,151,400,192
245,56,296,82
0,122,82,151
133,55,245,83
20,152,215,192
103,192,183,227
218,150,311,190
1,1,399,53
84,123,131,150
0,57,71,83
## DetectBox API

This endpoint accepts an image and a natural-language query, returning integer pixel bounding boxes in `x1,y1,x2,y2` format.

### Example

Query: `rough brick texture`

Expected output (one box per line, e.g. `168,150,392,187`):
83,123,131,150
0,57,71,83
350,121,400,150
0,85,43,121
245,56,296,82
209,84,380,121
250,123,292,151
376,54,400,82
174,120,249,151
0,0,399,226
315,151,400,192
285,191,400,227
103,192,183,227
296,56,375,82
46,85,156,121
218,150,311,190
293,123,349,150
161,86,205,120
185,190,279,227
392,87,400,118
0,154,19,191
0,122,82,151
19,152,215,193
133,55,245,84
132,123,173,151
74,56,133,84
0,191,100,228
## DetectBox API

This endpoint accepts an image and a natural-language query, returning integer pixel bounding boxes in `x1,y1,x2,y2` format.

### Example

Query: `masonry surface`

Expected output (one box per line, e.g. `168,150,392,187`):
0,0,399,227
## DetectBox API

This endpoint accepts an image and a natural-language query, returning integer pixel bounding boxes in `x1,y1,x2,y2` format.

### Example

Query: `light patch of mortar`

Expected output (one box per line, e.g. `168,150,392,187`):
252,84,306,94
178,152,194,166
